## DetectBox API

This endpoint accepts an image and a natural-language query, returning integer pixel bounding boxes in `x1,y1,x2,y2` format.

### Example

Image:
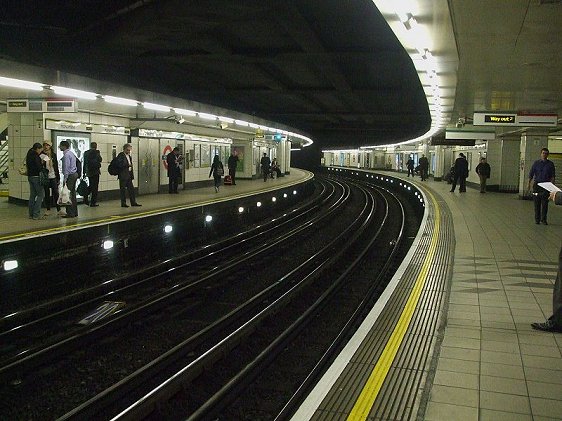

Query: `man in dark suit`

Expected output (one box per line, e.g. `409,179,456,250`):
166,147,181,194
117,143,141,207
450,152,469,192
83,142,102,206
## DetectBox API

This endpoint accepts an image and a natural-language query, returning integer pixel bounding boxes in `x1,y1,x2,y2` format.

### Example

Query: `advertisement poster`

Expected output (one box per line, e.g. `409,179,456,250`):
194,144,200,168
53,131,90,163
201,144,210,168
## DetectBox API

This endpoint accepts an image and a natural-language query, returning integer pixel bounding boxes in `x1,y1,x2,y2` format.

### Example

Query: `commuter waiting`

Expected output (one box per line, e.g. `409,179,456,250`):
26,142,46,220
260,152,271,182
40,142,61,216
528,147,555,225
271,158,281,178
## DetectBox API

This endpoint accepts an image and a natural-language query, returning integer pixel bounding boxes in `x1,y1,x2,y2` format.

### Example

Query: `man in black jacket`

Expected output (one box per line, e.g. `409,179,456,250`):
117,143,141,207
228,152,239,185
166,147,181,194
83,142,102,206
450,152,469,192
260,153,271,182
475,157,491,193
26,142,45,220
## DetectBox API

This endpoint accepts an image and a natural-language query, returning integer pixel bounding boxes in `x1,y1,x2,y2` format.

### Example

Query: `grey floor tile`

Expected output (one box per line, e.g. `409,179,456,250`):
481,339,520,354
439,346,480,362
522,354,562,371
433,370,479,389
480,362,525,379
424,401,478,421
524,367,562,385
444,326,481,339
529,397,562,418
527,381,562,400
519,343,561,358
479,409,532,421
481,350,523,365
429,384,479,407
442,336,480,350
437,357,480,375
480,390,531,414
480,375,528,395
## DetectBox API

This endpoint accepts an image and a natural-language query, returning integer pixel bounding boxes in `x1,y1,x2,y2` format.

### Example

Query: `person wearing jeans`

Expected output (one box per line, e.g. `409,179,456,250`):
26,142,45,220
59,140,79,218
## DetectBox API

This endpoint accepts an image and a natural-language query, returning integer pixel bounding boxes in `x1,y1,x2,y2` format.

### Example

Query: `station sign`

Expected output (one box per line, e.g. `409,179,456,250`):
474,112,557,127
7,98,77,113
136,128,232,143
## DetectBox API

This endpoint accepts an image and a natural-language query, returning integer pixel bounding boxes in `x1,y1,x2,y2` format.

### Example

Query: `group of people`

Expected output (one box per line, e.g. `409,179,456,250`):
406,154,429,181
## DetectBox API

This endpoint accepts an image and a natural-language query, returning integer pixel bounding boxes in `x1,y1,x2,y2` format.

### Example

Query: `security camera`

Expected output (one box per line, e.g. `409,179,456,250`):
220,122,228,129
176,116,185,124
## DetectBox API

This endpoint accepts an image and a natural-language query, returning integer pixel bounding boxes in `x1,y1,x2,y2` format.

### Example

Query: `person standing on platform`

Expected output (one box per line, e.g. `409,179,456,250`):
532,190,562,332
406,156,415,177
117,143,141,208
209,155,224,192
83,142,102,206
166,147,181,194
418,154,429,181
40,142,61,216
450,152,469,192
475,157,491,193
26,142,45,220
260,152,271,182
528,147,555,225
59,140,79,218
228,151,239,185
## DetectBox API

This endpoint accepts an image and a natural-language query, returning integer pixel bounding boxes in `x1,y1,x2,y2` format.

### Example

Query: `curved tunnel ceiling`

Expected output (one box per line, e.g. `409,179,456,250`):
0,0,431,149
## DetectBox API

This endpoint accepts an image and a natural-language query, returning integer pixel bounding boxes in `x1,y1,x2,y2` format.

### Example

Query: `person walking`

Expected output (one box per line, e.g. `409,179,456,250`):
532,190,562,332
117,143,141,207
418,154,429,181
83,142,102,206
26,142,46,220
40,142,61,216
475,157,491,193
166,147,181,194
209,155,224,192
227,151,239,185
450,152,469,192
528,147,555,225
406,156,415,177
59,140,79,218
260,152,271,182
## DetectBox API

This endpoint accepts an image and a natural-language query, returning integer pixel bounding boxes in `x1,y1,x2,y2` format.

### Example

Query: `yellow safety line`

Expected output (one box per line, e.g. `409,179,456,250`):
347,188,440,420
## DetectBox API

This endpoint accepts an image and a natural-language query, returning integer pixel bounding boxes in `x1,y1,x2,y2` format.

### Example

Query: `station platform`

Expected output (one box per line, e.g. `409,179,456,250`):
295,170,562,421
0,169,312,243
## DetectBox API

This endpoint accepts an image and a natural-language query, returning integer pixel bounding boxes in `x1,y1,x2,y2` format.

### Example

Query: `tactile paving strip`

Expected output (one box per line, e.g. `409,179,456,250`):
312,188,453,420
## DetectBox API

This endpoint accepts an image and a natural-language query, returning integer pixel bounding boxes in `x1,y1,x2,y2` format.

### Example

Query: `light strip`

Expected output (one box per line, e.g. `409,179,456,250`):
51,86,98,100
0,76,43,91
143,102,171,112
104,95,139,106
198,112,217,120
173,108,197,116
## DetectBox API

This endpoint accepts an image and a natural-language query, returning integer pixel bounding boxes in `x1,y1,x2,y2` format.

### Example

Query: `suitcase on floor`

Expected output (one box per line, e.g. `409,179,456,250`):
223,175,233,185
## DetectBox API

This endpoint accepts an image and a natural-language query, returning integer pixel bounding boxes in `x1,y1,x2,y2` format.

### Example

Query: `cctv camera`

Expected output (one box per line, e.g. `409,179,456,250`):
177,116,185,124
220,122,228,129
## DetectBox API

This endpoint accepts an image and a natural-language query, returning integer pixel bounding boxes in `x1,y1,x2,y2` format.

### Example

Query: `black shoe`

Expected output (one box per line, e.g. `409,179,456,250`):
83,200,89,206
531,320,561,332
449,190,454,192
90,204,99,207
131,203,142,207
536,221,540,224
542,221,548,225
121,204,129,208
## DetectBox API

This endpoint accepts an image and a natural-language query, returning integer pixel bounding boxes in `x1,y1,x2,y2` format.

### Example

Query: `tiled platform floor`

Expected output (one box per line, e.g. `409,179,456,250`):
411,176,562,421
0,168,310,241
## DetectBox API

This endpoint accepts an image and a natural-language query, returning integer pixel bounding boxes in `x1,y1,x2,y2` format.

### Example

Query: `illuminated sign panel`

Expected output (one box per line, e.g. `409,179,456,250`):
484,115,515,124
474,112,557,127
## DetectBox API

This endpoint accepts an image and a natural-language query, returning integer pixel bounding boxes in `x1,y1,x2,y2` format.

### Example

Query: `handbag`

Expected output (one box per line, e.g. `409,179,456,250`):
39,168,50,187
57,185,72,206
77,179,89,196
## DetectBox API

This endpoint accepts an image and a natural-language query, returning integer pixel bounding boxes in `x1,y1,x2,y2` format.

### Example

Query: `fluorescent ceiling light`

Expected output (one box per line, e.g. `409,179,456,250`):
51,86,98,100
173,108,197,116
143,102,170,112
235,120,249,126
218,116,234,123
0,76,43,91
248,123,259,129
198,112,217,120
104,95,139,106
